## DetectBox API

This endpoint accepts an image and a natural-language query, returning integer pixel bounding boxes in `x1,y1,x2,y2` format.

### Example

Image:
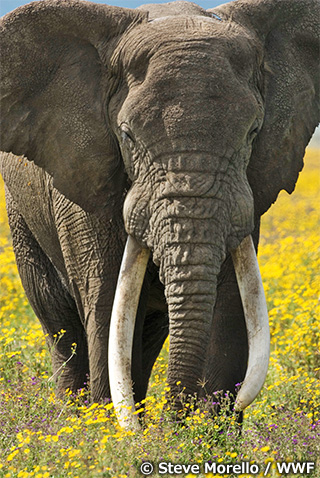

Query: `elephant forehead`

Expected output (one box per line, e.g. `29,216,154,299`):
162,103,185,132
149,15,222,28
137,2,210,20
114,14,256,76
142,14,236,40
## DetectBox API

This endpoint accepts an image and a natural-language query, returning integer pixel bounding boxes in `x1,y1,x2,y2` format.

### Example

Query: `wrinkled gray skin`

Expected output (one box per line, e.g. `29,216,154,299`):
0,0,319,411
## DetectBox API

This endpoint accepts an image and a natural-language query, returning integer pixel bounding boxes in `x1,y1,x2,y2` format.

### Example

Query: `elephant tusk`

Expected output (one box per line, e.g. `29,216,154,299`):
108,236,150,431
231,235,270,411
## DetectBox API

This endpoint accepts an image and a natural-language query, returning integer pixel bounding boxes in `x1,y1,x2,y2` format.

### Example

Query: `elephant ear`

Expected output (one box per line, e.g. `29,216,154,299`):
209,0,320,216
0,0,146,213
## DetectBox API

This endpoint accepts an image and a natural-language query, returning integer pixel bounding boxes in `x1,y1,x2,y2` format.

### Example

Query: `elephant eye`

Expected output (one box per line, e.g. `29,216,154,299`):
120,125,135,147
248,120,261,141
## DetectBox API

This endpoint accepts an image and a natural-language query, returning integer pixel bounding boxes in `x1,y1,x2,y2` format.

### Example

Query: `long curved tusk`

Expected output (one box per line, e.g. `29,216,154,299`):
231,235,270,411
108,236,150,431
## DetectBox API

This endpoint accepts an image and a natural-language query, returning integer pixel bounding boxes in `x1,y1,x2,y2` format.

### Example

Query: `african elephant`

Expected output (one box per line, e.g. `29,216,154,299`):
0,0,319,429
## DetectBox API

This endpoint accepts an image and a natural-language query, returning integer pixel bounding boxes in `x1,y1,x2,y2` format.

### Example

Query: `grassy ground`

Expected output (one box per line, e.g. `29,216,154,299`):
0,149,319,477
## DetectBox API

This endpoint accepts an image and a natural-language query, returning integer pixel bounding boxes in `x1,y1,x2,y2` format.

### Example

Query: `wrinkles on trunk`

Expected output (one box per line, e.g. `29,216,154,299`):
145,190,230,401
156,225,226,400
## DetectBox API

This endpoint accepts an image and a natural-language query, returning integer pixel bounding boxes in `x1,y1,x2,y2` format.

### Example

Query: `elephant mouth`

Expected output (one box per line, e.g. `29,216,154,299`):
108,235,270,430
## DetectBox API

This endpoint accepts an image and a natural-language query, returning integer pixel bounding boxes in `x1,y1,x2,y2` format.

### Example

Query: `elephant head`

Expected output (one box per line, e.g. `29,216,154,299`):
1,0,319,429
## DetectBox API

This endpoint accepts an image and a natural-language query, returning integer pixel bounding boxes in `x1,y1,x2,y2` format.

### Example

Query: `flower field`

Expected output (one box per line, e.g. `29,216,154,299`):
0,149,319,477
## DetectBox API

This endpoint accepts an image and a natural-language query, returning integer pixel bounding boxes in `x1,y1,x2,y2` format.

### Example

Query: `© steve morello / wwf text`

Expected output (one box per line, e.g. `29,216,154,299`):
140,460,316,476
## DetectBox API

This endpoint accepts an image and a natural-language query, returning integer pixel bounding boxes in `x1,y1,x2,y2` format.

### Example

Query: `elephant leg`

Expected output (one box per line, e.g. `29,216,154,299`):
6,198,89,395
84,298,113,402
83,284,155,404
52,190,129,403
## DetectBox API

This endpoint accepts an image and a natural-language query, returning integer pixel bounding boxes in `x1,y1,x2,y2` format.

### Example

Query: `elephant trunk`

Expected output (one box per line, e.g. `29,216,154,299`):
157,239,224,402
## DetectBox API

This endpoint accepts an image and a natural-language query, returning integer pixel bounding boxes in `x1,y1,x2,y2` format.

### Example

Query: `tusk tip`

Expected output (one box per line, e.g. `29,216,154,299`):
234,399,245,412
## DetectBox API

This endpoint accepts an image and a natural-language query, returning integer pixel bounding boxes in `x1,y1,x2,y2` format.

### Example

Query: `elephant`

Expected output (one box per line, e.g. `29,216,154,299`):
0,0,319,429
